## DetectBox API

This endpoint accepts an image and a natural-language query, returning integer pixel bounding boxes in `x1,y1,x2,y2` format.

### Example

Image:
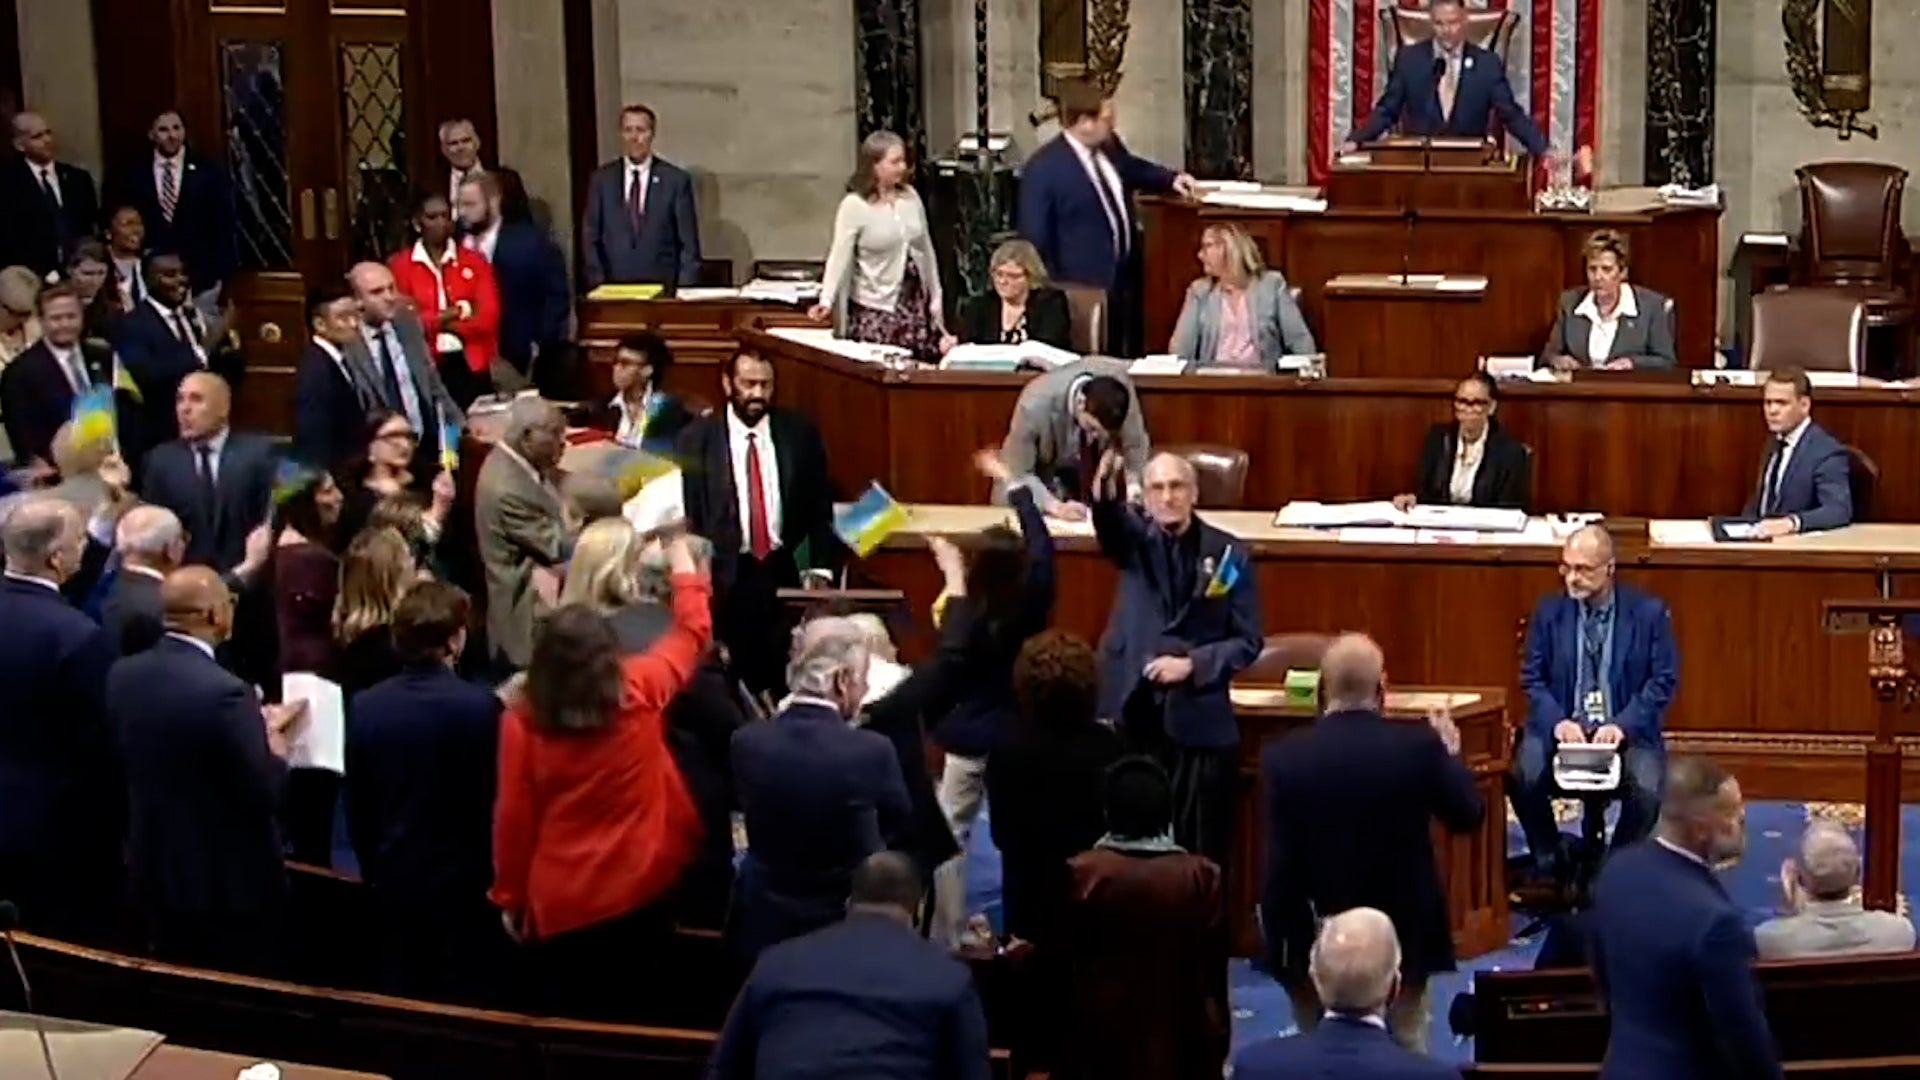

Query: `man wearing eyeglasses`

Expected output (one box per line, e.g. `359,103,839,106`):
1513,525,1677,887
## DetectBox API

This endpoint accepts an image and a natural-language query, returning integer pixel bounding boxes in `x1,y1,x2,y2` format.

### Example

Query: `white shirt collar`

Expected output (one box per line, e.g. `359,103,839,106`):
123,563,167,581
1655,836,1709,868
164,631,216,660
154,149,185,168
411,240,457,268
1323,1011,1389,1030
312,335,343,362
1780,415,1812,451
784,693,844,716
625,155,654,177
1575,283,1638,324
2,570,59,592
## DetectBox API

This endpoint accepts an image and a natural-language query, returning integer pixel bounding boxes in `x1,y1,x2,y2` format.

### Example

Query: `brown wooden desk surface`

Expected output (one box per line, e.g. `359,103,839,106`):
132,1046,387,1080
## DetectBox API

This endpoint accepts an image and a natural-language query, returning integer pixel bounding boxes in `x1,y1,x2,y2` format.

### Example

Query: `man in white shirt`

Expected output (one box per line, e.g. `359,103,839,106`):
1743,366,1853,536
0,112,100,279
439,118,485,206
1,285,104,467
581,104,704,288
107,111,238,298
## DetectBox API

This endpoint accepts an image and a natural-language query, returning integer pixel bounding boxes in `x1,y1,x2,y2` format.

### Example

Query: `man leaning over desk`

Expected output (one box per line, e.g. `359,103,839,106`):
1743,366,1852,537
996,358,1149,520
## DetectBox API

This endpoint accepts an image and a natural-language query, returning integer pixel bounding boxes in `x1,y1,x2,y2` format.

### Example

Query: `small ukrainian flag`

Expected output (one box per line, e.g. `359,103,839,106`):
69,385,117,450
602,447,679,499
440,420,462,473
834,482,911,558
271,459,321,505
1204,544,1246,599
111,357,142,402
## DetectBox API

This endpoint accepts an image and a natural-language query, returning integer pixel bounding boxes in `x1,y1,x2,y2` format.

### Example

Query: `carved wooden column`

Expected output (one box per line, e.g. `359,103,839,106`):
1824,599,1916,910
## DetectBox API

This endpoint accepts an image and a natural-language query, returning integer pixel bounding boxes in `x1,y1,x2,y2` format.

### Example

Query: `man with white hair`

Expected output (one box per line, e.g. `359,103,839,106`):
728,615,911,958
1234,908,1458,1080
102,504,186,655
1755,821,1915,960
474,395,573,670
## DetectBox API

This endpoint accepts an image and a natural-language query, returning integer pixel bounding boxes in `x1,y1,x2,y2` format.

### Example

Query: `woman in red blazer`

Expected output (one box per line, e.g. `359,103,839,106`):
490,533,711,1020
387,191,499,408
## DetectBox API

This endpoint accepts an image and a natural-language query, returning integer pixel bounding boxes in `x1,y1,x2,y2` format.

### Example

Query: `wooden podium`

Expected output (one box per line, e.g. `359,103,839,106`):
1821,599,1920,911
1322,273,1489,378
1325,136,1533,213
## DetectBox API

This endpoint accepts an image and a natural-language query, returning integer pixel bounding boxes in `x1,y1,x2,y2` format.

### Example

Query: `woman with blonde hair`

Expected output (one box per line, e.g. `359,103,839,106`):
561,518,648,612
1540,228,1676,370
948,238,1073,353
809,129,948,360
0,265,43,367
1168,222,1315,369
332,526,416,700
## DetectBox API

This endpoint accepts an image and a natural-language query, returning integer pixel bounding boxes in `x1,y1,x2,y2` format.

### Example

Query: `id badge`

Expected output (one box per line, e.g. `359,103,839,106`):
1583,689,1606,726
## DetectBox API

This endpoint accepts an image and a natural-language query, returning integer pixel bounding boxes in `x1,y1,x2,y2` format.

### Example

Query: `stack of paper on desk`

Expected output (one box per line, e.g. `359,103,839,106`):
1276,500,1527,532
740,278,821,303
942,340,1081,371
1127,355,1189,376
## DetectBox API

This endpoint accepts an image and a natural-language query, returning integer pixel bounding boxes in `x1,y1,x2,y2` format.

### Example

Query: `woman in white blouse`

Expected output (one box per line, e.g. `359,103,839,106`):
1540,229,1676,370
809,130,949,360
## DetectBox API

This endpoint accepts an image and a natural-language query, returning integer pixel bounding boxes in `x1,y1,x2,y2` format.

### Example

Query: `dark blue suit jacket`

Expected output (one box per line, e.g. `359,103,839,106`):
709,912,991,1080
1017,134,1176,292
112,302,243,461
1519,583,1678,746
141,430,277,572
0,339,120,467
1351,40,1549,155
1092,500,1263,749
346,664,500,905
1591,842,1783,1080
1742,420,1853,533
1233,1015,1460,1080
111,635,289,919
730,703,911,957
488,220,571,367
581,158,702,288
291,340,378,471
108,153,240,291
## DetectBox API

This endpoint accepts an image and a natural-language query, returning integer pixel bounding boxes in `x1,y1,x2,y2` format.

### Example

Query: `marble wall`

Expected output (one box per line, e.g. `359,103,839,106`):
491,0,571,258
14,0,101,176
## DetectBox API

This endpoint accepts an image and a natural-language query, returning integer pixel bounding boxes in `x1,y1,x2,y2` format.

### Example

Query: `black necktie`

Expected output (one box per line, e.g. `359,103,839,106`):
375,327,406,411
37,168,58,207
128,266,145,304
195,444,221,536
1090,148,1130,256
1762,436,1789,516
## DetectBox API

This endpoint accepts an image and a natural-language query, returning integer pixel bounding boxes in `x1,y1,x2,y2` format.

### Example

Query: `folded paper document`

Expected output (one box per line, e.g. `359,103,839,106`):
1276,500,1527,532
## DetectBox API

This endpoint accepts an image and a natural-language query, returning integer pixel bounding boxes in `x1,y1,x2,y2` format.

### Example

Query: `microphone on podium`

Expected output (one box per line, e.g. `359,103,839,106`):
1400,207,1420,285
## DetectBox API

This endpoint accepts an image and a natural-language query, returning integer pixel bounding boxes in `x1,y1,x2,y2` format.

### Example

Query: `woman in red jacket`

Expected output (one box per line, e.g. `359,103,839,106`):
491,532,710,1020
387,191,499,409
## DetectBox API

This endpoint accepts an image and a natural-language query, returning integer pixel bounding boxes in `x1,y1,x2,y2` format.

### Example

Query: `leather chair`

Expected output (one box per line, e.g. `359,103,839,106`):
1748,288,1866,373
1061,283,1107,355
1160,442,1251,508
1847,445,1879,523
1237,633,1334,684
1795,162,1913,373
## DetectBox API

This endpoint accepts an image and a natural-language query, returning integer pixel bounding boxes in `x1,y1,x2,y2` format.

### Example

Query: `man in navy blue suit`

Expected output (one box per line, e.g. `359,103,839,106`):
457,171,570,380
581,103,702,289
1234,908,1458,1080
292,282,382,471
106,111,238,297
709,851,991,1080
112,251,244,464
1515,524,1677,882
0,495,123,943
1018,80,1195,357
0,284,118,468
1591,756,1782,1079
1744,365,1854,536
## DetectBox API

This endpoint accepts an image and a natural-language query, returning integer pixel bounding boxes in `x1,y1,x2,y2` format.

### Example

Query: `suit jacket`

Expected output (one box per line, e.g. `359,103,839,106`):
0,339,116,466
856,673,963,881
140,431,278,571
676,406,845,591
112,301,242,461
291,339,381,470
346,664,501,905
998,358,1151,509
581,157,702,288
1259,708,1484,980
0,158,99,277
111,635,289,920
956,286,1074,351
1410,420,1532,511
1232,1014,1460,1080
474,445,571,669
1591,842,1784,1080
102,568,165,656
107,152,239,291
349,312,465,477
1092,502,1263,749
1754,899,1917,960
1169,271,1317,367
486,219,571,368
1742,420,1853,532
1520,583,1678,746
729,702,911,957
709,912,991,1080
1351,39,1549,155
1017,134,1176,292
1539,285,1677,369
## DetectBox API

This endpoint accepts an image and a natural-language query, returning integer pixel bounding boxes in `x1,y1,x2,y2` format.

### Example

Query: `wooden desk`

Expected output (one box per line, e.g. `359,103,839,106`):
577,296,816,374
134,1046,387,1080
1322,274,1488,378
1138,195,1720,369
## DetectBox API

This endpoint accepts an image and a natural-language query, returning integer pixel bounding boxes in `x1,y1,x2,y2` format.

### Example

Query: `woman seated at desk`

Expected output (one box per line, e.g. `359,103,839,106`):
1168,222,1315,370
1393,372,1532,512
808,129,949,361
1540,229,1676,371
944,238,1073,353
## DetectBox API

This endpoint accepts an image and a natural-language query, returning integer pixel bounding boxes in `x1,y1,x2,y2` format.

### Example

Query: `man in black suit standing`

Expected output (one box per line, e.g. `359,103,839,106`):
348,261,465,482
107,111,238,299
111,565,304,973
292,282,381,471
102,504,186,656
0,112,99,278
581,103,702,289
1259,633,1484,1052
112,251,242,465
0,284,115,467
140,371,276,572
678,349,843,696
0,495,123,943
456,172,569,385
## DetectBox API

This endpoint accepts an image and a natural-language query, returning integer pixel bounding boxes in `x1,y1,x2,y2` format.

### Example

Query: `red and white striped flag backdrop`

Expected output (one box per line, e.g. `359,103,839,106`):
1306,0,1599,185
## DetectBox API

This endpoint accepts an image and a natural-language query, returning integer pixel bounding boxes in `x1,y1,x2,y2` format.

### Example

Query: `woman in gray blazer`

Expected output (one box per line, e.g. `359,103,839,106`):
1540,229,1677,370
1168,222,1316,370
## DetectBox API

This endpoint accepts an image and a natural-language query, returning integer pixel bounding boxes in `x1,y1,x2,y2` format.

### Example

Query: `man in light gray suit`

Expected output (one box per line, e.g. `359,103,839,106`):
348,262,464,482
474,397,576,672
997,358,1150,520
581,104,702,289
1755,821,1915,960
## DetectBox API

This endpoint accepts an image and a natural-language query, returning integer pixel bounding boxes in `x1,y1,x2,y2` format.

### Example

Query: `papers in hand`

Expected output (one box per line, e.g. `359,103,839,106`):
1275,500,1527,533
623,466,686,533
280,673,345,775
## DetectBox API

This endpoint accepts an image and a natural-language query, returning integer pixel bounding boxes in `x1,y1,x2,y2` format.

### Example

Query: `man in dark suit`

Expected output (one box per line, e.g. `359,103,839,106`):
581,103,703,289
1744,365,1853,535
456,171,569,382
0,284,115,467
1234,908,1458,1080
1259,633,1483,1051
730,616,911,959
106,111,238,297
1515,525,1678,883
1094,450,1262,870
438,118,531,224
1016,80,1193,357
678,349,844,696
710,852,990,1080
1590,756,1782,1079
348,261,465,482
112,251,243,465
102,504,186,656
140,371,276,572
0,495,123,943
292,282,381,471
0,112,99,278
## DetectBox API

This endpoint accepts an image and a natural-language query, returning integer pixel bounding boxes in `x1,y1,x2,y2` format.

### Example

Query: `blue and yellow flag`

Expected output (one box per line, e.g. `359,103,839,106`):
1204,544,1246,599
599,446,680,499
69,385,117,451
271,459,321,505
110,356,142,402
834,482,911,558
440,420,462,473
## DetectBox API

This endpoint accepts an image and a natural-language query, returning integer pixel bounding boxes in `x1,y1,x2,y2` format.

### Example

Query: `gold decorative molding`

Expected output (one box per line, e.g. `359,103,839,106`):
1031,0,1131,125
1783,0,1878,139
1085,0,1131,98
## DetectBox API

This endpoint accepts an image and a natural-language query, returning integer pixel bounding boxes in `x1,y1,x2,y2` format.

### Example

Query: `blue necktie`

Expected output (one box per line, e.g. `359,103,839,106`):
1761,437,1788,516
1575,606,1609,725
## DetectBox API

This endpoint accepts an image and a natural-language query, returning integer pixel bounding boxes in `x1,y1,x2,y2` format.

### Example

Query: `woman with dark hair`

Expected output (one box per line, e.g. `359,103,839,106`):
1393,371,1533,512
272,468,348,867
808,129,949,360
387,190,500,408
590,331,695,449
336,407,458,545
490,532,712,1019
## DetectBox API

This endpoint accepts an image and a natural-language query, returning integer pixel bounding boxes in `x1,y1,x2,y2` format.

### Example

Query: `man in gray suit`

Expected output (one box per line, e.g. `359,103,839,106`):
474,397,575,672
348,262,464,482
580,104,702,289
997,358,1150,520
1755,820,1915,960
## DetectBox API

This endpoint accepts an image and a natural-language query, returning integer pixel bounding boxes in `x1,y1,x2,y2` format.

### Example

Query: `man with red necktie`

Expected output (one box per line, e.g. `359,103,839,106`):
580,103,703,290
106,110,239,300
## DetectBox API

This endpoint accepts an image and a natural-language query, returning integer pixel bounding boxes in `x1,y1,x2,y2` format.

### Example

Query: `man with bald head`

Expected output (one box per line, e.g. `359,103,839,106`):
1755,821,1914,959
110,565,304,973
139,371,276,571
1259,633,1482,1051
1234,908,1457,1079
0,111,99,277
1515,523,1677,887
1092,448,1261,871
349,260,463,481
